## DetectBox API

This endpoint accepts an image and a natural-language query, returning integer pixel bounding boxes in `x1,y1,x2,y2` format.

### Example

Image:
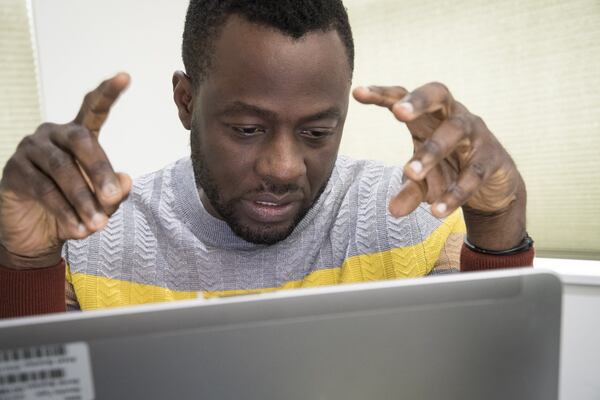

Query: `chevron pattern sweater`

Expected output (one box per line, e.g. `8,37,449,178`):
0,156,533,317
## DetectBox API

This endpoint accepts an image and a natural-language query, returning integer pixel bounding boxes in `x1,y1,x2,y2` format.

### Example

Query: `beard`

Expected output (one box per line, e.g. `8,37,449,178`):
190,127,330,245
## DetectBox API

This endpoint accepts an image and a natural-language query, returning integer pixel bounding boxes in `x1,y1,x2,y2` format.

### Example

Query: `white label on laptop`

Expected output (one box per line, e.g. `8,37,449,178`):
0,342,94,400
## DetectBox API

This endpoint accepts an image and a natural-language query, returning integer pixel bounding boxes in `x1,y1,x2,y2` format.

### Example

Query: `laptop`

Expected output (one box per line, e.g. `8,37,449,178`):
551,265,600,400
0,269,561,400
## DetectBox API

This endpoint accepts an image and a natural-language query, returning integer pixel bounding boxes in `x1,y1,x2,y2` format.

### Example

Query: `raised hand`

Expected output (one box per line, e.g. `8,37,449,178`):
0,73,132,269
353,83,526,250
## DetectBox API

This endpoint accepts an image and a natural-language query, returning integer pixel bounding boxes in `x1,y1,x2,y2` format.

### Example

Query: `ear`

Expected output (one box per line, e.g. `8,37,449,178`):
172,70,194,130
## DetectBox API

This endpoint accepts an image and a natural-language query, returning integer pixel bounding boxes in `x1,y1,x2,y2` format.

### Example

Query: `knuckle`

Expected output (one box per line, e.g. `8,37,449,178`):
468,162,487,180
69,189,98,218
37,122,56,133
88,159,112,177
429,81,450,94
429,82,454,111
66,125,92,144
35,177,57,198
392,85,407,95
98,79,111,91
2,158,30,192
389,86,408,99
448,183,468,202
471,115,487,132
422,139,443,159
410,93,428,111
448,114,471,134
46,149,69,172
2,157,19,177
82,92,94,109
17,134,35,150
72,186,93,206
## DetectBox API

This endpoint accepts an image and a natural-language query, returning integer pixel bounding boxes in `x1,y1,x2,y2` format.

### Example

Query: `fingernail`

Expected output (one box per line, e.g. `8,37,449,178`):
397,101,414,114
92,213,107,229
103,183,119,197
435,203,447,215
354,86,370,96
409,160,423,174
77,224,87,235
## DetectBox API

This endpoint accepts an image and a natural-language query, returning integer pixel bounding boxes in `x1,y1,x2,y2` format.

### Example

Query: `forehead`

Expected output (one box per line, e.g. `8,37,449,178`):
200,14,351,112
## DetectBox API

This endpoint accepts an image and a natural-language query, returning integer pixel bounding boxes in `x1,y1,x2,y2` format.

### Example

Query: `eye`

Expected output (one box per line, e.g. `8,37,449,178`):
231,126,266,137
300,129,333,140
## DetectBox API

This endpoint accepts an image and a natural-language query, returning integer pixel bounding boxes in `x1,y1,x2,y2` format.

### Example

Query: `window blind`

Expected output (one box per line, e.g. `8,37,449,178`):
0,0,41,169
341,0,600,259
1,0,598,259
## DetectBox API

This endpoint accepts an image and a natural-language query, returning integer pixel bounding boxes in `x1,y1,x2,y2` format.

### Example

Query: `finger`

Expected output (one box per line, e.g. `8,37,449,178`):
403,115,472,181
116,172,132,200
4,157,90,240
50,124,125,213
431,160,491,219
421,165,447,204
24,141,108,232
391,82,454,122
352,86,409,109
74,72,130,134
388,179,426,218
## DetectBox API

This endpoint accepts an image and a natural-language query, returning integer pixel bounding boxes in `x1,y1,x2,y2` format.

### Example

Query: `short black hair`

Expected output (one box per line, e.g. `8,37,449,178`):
182,0,354,86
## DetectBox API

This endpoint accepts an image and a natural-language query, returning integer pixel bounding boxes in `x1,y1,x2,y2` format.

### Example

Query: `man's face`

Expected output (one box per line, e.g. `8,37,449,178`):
190,15,351,244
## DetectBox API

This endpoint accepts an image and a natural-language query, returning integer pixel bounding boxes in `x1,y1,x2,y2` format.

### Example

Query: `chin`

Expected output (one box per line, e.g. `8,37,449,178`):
230,219,297,245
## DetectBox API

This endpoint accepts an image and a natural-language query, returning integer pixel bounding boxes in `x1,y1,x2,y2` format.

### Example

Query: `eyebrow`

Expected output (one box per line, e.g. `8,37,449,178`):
219,101,341,124
220,101,277,120
300,108,342,124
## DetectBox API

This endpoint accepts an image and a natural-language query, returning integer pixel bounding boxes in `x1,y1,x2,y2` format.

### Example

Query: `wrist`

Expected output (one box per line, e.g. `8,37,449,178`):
463,176,527,251
0,242,63,271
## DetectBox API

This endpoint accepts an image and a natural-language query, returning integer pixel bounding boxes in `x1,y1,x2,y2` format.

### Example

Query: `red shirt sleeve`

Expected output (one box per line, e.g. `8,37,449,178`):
0,260,66,319
460,244,534,272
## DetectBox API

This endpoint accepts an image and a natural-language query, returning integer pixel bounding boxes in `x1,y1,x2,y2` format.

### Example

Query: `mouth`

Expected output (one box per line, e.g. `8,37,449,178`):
240,194,302,224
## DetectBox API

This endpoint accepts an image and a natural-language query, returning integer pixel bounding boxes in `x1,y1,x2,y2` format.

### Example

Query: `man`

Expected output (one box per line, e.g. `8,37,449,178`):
0,0,532,317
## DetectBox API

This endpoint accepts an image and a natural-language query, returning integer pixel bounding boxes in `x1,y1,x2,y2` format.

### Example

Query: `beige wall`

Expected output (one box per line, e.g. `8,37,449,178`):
342,0,600,258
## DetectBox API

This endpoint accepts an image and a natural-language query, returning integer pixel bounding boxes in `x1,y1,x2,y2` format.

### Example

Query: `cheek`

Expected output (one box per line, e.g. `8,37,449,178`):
305,146,338,193
201,126,258,195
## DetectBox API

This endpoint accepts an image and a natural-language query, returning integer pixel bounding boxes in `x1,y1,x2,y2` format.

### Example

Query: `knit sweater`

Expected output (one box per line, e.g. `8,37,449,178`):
0,156,533,317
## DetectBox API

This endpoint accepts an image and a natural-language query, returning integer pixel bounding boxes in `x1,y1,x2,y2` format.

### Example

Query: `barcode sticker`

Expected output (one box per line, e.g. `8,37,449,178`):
0,342,94,400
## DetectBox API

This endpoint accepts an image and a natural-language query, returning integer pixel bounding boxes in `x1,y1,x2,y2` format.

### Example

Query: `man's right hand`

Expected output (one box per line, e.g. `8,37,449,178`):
0,73,132,270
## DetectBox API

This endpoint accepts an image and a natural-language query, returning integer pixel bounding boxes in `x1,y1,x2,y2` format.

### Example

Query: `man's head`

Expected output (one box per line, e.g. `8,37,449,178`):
181,0,354,87
173,0,354,245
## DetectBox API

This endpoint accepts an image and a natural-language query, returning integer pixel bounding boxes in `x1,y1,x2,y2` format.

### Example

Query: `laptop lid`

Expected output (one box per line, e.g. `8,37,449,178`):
0,269,561,400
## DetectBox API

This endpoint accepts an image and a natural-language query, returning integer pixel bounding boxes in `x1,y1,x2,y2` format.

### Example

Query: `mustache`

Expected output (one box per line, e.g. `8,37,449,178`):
252,181,301,196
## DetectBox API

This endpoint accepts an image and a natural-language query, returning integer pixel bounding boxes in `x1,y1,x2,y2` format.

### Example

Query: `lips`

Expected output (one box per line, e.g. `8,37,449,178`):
240,193,303,224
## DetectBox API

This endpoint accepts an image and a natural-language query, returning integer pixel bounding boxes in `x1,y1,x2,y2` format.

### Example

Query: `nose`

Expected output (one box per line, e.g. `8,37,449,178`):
255,130,306,185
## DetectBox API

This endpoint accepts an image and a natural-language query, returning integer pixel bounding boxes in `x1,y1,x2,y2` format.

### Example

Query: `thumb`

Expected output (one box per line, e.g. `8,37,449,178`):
74,72,131,135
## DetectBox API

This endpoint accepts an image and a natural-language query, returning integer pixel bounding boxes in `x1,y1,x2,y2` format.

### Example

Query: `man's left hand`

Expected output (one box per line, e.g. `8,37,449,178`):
353,82,526,251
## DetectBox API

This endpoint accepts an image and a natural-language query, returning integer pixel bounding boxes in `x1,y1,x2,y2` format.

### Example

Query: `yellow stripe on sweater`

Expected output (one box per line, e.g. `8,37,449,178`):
204,208,465,298
66,269,198,310
67,209,465,309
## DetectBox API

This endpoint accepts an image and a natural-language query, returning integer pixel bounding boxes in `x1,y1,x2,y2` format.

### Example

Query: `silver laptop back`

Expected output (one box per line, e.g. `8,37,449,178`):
0,269,561,400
